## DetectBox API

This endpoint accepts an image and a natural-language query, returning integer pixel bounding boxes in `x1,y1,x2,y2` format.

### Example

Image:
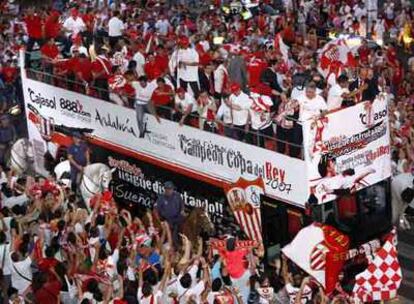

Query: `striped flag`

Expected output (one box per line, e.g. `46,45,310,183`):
224,177,264,241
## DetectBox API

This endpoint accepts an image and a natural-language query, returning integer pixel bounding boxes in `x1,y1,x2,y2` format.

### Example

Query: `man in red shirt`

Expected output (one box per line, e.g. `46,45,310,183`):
44,10,61,39
72,53,93,94
33,271,62,304
152,77,174,118
144,53,163,80
40,38,59,79
219,237,255,303
24,8,44,68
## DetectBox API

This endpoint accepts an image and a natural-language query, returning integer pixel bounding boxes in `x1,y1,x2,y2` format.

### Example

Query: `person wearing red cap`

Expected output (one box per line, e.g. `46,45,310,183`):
63,8,86,37
169,36,200,99
227,83,253,142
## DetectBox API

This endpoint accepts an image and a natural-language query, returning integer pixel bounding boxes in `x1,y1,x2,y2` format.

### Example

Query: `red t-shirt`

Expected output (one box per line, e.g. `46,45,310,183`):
152,84,173,106
92,57,112,79
155,53,169,74
358,46,370,64
34,281,62,304
44,12,61,39
24,15,43,39
38,257,59,273
40,44,59,59
144,61,163,80
221,249,249,279
82,13,95,32
72,58,93,82
247,58,267,88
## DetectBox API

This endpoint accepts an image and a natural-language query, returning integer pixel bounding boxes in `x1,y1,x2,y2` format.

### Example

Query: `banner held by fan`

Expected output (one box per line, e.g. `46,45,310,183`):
352,229,402,303
282,223,350,293
224,177,265,241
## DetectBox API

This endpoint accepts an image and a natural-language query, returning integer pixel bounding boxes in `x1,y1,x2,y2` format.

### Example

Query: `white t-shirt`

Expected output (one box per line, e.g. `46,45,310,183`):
229,92,252,126
133,81,157,105
174,265,206,304
297,93,327,121
249,109,272,130
170,48,200,82
63,16,86,35
10,255,32,293
137,288,163,304
0,243,11,275
133,51,146,77
108,16,124,37
285,283,312,304
327,84,349,111
216,102,232,124
175,93,195,113
2,194,28,209
155,19,170,36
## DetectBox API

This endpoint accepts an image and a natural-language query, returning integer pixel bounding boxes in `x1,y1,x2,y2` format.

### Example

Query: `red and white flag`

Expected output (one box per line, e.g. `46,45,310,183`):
353,230,402,303
282,223,350,293
224,177,264,241
274,33,289,64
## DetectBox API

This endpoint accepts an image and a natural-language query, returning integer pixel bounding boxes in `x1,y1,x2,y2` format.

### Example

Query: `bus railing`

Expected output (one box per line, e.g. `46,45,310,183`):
25,67,305,159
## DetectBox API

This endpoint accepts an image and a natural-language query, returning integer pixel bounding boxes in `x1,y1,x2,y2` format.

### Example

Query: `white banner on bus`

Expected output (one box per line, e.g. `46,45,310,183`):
22,77,308,205
302,95,391,204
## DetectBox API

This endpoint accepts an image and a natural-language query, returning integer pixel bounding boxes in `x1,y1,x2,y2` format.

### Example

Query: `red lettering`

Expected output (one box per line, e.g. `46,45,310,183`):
272,168,278,181
279,170,285,183
265,162,272,180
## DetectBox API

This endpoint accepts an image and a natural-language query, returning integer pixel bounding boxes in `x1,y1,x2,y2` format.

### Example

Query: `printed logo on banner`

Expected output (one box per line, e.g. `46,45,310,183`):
59,97,91,122
27,88,56,109
95,110,137,138
359,107,388,125
304,97,391,204
178,135,292,194
224,177,265,241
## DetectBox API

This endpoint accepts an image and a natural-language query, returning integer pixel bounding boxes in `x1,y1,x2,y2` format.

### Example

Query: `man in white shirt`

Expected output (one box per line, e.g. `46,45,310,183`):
132,76,160,138
132,44,146,77
327,75,350,111
108,10,125,48
0,231,12,291
10,251,32,295
174,87,196,126
297,82,327,122
228,83,252,141
63,8,86,36
169,259,209,304
216,100,233,137
169,36,200,98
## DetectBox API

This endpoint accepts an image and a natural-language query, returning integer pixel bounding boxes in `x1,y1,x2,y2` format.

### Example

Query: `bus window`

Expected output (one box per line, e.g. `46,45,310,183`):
328,179,392,245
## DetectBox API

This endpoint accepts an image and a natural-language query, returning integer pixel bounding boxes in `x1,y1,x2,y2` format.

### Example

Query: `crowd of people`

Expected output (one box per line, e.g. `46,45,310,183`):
0,0,412,303
3,0,411,157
